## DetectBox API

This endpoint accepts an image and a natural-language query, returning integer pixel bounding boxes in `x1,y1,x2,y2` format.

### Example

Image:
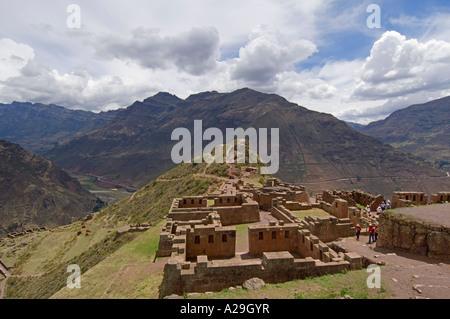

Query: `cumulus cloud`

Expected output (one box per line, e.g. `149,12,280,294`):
0,38,35,81
92,27,220,76
275,71,337,101
339,89,450,124
353,31,450,99
231,25,317,84
0,38,156,111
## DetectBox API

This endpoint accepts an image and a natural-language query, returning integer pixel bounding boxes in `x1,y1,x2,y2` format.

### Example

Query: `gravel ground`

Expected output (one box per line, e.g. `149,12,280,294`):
392,204,450,227
333,236,450,299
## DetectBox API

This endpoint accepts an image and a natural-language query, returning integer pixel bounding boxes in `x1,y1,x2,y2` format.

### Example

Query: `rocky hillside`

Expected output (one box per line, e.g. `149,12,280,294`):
45,88,449,197
0,102,119,154
360,96,450,171
0,140,99,236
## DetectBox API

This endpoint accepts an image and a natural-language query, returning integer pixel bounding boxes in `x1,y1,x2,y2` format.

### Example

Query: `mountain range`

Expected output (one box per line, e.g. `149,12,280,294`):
0,140,98,235
45,88,449,197
359,96,450,172
0,102,119,154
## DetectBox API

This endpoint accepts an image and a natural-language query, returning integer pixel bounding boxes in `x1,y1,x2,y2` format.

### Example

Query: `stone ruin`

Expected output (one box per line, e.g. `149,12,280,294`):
6,227,49,239
237,178,311,211
157,179,363,297
430,191,450,204
391,192,428,208
156,180,450,297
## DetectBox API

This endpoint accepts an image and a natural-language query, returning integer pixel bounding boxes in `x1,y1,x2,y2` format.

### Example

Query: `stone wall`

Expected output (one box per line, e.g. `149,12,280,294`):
332,199,348,218
348,206,361,226
214,203,260,225
185,225,236,261
271,203,299,224
169,198,260,226
212,194,244,207
391,192,428,209
159,250,361,297
351,190,384,212
248,224,300,256
377,212,450,260
255,187,309,210
178,196,208,209
302,216,354,243
319,190,384,212
430,192,450,204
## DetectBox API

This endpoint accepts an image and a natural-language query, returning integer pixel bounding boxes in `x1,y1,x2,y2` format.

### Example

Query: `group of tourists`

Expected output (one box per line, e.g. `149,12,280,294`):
355,201,388,243
362,200,391,218
355,223,378,243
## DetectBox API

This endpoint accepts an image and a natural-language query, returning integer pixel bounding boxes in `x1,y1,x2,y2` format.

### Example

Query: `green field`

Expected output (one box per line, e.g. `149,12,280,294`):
291,208,331,220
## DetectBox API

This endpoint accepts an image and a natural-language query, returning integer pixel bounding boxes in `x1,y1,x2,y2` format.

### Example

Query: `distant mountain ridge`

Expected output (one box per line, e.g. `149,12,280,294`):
0,140,98,236
360,96,450,171
346,122,365,131
0,102,120,154
45,88,449,197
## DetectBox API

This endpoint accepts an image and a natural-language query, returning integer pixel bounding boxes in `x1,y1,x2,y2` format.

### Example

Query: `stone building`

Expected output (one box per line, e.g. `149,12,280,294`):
157,180,362,297
430,192,450,204
391,192,428,208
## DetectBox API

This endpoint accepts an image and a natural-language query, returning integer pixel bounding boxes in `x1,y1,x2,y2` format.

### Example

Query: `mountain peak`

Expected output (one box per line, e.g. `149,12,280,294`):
144,92,182,105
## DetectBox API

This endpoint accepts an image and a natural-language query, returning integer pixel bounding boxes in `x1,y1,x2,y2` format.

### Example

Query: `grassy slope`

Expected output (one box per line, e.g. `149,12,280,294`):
51,220,165,299
187,270,392,299
51,219,393,300
2,162,215,299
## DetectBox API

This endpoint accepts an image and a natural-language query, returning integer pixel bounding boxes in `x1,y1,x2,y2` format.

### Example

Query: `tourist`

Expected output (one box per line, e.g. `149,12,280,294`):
368,224,375,244
355,224,362,241
386,200,391,209
381,201,386,211
376,205,382,215
374,224,379,242
362,209,367,218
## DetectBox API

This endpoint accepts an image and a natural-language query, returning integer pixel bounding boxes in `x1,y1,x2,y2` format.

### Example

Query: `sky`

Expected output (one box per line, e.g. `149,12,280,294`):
1,0,450,124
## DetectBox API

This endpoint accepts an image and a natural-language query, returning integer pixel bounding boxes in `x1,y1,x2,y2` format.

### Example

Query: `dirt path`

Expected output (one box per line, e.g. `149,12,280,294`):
295,173,450,185
332,236,450,299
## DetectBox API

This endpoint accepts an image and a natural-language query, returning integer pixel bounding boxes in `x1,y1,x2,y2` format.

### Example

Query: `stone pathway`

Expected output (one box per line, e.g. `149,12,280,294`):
332,236,450,299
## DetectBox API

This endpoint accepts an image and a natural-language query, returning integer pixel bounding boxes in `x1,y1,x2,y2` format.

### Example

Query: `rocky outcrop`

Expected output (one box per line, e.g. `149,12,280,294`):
243,278,265,291
377,212,450,260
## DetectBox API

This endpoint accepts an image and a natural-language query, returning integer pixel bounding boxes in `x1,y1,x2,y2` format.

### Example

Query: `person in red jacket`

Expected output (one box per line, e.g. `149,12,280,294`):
368,224,375,244
355,224,362,241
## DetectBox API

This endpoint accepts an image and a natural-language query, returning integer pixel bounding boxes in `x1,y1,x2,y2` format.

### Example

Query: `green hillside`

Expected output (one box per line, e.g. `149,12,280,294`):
1,162,218,299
